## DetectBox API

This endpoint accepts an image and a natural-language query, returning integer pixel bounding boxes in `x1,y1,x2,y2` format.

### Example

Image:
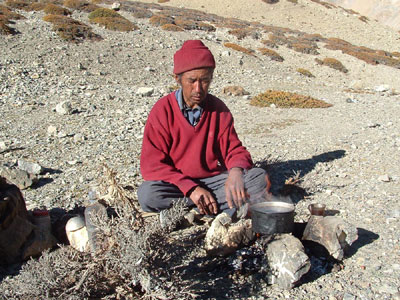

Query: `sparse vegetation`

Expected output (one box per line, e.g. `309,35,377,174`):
88,8,137,32
297,68,315,78
43,14,101,42
43,3,71,16
161,23,183,31
251,90,332,108
258,47,284,62
149,14,174,26
229,28,253,39
289,42,319,55
315,57,348,73
224,42,255,56
63,0,99,12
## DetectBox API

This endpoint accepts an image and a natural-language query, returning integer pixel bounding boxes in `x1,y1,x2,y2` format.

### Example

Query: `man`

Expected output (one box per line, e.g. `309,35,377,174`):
138,40,268,216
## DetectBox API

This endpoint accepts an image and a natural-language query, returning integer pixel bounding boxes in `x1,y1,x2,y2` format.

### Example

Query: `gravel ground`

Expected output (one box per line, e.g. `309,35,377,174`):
1,0,400,299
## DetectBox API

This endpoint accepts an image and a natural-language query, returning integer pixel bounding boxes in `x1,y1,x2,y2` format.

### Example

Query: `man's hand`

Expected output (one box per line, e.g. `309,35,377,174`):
189,186,218,215
225,167,246,208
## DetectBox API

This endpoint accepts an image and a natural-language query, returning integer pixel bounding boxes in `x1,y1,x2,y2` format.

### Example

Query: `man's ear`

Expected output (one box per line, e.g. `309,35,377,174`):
174,74,181,85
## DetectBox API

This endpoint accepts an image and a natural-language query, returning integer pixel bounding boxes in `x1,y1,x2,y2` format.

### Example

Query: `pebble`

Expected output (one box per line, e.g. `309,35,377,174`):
342,293,355,300
374,84,390,92
55,101,73,115
136,87,154,97
0,141,8,152
378,174,391,182
47,125,58,136
111,2,121,10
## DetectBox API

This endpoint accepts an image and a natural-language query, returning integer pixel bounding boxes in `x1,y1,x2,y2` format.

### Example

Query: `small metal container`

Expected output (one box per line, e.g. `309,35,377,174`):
250,201,295,235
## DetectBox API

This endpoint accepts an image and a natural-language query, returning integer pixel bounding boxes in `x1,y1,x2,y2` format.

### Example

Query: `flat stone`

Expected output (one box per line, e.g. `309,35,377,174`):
378,174,391,182
302,216,358,260
264,234,310,289
136,87,154,97
17,159,43,175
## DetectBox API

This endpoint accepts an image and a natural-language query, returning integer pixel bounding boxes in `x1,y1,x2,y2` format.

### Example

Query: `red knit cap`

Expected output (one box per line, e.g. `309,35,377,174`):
173,40,216,74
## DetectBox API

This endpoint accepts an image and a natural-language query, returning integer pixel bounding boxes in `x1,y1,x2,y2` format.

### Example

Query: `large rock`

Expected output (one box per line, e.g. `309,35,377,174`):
0,166,38,189
204,212,255,256
302,216,358,261
264,234,310,289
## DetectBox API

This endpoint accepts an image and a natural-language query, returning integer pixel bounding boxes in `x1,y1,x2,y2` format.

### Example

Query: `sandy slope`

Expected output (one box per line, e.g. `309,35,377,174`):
139,0,400,51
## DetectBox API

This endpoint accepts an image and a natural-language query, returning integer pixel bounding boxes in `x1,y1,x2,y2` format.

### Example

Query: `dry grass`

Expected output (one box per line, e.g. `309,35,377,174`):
289,42,319,55
149,14,174,26
4,0,31,10
43,3,71,15
43,14,101,42
228,28,254,40
251,90,332,108
315,57,348,73
224,42,255,56
0,3,24,19
63,0,99,12
161,23,183,31
297,68,315,78
258,47,284,62
88,8,137,31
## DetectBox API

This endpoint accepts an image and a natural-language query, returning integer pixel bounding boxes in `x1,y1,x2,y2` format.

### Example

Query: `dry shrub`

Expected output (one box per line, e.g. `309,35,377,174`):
149,14,174,26
315,57,348,73
0,20,17,34
310,0,335,9
251,90,332,108
161,23,183,31
196,21,215,32
268,33,289,46
28,2,46,10
289,42,319,55
88,8,137,31
297,68,315,78
43,14,101,42
261,39,278,49
88,7,121,19
228,28,253,40
258,47,284,62
90,16,137,31
63,0,99,12
131,8,153,18
43,3,71,15
0,4,24,19
174,18,215,32
224,42,255,56
4,0,31,10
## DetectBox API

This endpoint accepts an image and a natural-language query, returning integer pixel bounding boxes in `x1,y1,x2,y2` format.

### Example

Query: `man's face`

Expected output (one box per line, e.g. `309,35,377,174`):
175,68,213,108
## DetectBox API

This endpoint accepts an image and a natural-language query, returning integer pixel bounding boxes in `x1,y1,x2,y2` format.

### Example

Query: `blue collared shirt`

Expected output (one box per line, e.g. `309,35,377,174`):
175,89,203,126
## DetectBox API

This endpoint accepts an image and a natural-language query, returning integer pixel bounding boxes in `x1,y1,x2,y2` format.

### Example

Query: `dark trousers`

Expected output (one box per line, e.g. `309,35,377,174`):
138,167,268,214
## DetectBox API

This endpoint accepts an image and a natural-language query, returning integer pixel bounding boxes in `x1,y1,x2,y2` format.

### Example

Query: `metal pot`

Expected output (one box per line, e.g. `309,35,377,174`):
250,201,294,235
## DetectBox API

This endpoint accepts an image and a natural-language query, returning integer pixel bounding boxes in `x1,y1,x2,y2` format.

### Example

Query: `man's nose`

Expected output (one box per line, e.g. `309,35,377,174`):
193,81,201,92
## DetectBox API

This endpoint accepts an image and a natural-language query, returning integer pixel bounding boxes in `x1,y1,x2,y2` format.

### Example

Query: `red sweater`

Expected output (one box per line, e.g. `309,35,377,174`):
140,92,253,195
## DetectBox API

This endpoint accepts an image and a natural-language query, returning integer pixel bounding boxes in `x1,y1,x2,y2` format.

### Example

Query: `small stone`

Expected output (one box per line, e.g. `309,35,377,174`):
30,73,39,79
374,84,390,92
111,2,120,10
78,63,86,70
17,159,43,175
55,101,73,115
342,293,355,300
0,141,7,152
47,125,57,136
221,50,231,57
325,189,333,195
73,133,85,143
57,131,67,138
270,103,276,108
378,174,391,182
136,87,154,97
